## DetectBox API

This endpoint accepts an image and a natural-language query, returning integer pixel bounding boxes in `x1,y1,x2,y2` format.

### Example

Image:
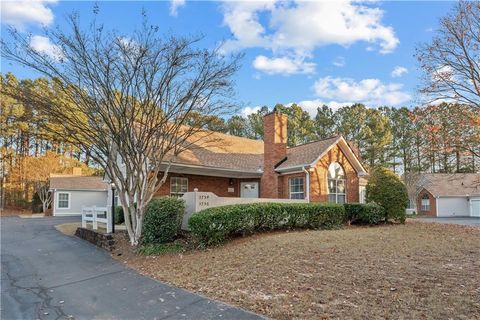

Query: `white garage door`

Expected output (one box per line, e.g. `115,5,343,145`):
471,200,480,217
437,197,469,217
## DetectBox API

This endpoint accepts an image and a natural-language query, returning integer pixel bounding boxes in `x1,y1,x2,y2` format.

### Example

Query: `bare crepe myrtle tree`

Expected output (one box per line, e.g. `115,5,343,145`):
1,13,241,245
416,1,480,108
403,171,429,211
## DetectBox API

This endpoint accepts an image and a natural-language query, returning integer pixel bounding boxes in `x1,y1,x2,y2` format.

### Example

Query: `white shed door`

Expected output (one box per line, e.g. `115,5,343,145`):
471,200,480,217
240,182,259,198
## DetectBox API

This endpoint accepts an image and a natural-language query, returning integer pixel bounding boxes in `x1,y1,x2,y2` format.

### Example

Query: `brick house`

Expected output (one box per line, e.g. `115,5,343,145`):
152,110,369,203
414,173,480,217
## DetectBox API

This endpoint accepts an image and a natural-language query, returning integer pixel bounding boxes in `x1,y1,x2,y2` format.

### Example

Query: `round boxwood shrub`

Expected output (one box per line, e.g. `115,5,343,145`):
366,166,408,223
344,203,385,225
142,197,185,245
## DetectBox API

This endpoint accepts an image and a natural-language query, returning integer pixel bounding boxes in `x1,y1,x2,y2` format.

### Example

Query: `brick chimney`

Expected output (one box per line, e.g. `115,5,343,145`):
72,167,82,176
260,109,287,198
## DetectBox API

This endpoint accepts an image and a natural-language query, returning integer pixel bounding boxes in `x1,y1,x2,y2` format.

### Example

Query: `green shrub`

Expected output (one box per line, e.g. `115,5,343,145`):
137,243,185,255
366,167,409,223
344,203,385,225
188,202,345,246
15,198,31,209
142,197,185,245
344,203,363,224
114,206,125,225
31,192,43,213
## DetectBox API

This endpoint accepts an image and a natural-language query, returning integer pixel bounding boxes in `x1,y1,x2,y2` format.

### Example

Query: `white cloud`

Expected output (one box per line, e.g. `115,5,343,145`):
252,55,315,75
29,35,64,61
332,56,346,67
170,0,186,17
313,76,411,106
221,0,398,74
1,0,57,28
432,65,453,82
241,106,262,117
391,66,408,78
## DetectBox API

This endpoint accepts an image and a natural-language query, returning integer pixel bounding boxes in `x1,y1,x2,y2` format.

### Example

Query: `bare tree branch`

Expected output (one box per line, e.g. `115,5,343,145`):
416,1,480,108
1,12,241,245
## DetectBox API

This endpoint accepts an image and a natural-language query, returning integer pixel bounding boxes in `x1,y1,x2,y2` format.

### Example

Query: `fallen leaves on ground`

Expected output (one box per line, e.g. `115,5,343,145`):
112,221,480,319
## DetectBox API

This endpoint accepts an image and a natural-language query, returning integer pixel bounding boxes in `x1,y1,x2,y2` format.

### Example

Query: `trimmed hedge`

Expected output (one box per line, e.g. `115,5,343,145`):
188,202,345,246
344,203,385,225
142,197,185,245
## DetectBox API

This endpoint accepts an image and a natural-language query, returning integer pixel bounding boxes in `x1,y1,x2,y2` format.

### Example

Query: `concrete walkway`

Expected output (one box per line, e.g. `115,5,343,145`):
1,216,262,320
415,216,480,227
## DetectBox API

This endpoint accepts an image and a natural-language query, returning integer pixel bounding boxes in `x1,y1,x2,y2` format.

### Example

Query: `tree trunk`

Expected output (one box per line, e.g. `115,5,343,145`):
456,150,460,172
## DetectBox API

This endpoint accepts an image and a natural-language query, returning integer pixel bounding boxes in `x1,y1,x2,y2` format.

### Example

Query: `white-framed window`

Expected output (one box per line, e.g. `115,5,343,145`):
421,194,430,211
328,162,346,204
359,186,366,204
170,177,188,197
407,199,414,209
57,192,70,209
289,177,305,199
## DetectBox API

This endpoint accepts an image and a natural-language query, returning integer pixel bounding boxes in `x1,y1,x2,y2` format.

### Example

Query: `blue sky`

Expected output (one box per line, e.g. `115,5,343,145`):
1,1,454,116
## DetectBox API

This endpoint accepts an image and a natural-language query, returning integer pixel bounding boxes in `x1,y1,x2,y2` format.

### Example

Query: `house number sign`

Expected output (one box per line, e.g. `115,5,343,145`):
198,194,210,207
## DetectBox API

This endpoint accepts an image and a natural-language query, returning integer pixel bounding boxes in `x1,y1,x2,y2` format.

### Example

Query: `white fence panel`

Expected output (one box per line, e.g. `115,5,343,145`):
81,206,112,233
181,191,308,230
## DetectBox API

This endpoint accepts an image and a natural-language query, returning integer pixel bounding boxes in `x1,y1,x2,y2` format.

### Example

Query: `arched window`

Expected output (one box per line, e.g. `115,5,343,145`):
328,162,346,204
421,194,430,211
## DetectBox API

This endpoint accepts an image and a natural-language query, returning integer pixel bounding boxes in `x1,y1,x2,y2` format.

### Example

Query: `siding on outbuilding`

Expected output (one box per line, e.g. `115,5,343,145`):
52,190,108,216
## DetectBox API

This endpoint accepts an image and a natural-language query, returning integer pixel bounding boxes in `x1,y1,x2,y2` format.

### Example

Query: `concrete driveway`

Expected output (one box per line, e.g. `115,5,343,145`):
415,216,480,227
1,216,261,320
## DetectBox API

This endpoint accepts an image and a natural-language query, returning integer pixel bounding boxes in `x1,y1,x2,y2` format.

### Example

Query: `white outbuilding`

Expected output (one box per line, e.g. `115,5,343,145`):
48,176,108,216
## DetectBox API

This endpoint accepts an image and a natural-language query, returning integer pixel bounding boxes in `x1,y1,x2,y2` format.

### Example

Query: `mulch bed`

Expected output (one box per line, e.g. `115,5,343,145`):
112,221,480,319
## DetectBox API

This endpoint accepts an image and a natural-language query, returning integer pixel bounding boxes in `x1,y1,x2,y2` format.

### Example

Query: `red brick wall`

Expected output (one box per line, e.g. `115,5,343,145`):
278,173,306,199
309,145,359,203
154,173,260,198
153,143,361,203
261,111,288,198
416,188,436,216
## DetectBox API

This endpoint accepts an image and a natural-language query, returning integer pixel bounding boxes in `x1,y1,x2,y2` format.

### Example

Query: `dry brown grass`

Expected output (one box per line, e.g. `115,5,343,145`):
54,222,81,236
113,221,480,319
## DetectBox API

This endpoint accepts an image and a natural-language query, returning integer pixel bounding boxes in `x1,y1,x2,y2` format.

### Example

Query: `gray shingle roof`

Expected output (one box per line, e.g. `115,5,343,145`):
169,132,345,173
170,131,265,172
50,176,108,191
276,136,341,170
422,173,480,197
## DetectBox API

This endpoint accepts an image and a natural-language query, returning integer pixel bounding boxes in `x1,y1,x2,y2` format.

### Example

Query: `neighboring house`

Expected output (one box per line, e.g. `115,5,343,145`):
415,173,480,217
48,175,108,216
146,109,368,203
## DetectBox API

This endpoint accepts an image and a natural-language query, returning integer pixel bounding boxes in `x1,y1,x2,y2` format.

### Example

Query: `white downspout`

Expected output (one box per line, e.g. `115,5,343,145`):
302,166,310,203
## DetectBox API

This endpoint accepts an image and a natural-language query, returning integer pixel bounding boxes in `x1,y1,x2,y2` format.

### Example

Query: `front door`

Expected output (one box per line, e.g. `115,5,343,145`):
471,199,480,217
240,182,259,198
